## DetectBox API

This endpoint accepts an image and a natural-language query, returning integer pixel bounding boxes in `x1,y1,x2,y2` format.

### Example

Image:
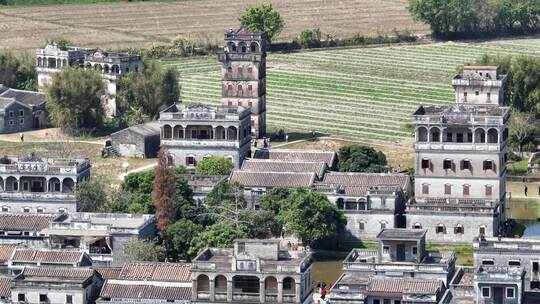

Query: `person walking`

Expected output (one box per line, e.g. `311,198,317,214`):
20,133,24,142
524,184,528,197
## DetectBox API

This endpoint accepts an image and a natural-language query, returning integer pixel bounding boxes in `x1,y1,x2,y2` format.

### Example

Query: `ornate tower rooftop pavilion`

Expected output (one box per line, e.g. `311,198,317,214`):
191,239,312,303
452,66,508,105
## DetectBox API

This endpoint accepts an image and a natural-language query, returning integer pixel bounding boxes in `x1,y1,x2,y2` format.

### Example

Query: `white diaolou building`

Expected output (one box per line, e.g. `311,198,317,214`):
407,66,510,243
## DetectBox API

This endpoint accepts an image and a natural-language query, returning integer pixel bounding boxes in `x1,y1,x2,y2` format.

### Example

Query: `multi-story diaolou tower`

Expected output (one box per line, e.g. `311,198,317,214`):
218,28,267,138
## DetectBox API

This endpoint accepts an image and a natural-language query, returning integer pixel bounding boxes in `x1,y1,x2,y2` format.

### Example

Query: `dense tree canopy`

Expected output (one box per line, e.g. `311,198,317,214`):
277,189,346,246
153,151,177,230
124,239,166,262
189,223,249,257
0,50,36,90
195,156,234,176
117,59,180,125
338,145,388,173
45,67,105,131
239,3,284,43
161,219,203,261
408,0,540,37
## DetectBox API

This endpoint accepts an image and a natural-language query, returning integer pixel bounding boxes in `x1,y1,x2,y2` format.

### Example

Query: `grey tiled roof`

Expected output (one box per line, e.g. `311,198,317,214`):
112,122,160,137
0,213,59,231
323,172,410,192
118,262,191,282
93,267,122,280
230,171,316,188
0,88,45,106
11,249,84,264
368,277,442,294
18,267,95,281
0,277,10,298
0,245,17,263
241,159,327,178
377,228,427,240
100,282,191,300
254,149,336,167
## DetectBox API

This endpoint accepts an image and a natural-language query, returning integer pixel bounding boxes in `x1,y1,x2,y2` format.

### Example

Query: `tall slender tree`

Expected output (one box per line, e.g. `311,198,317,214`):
153,150,177,230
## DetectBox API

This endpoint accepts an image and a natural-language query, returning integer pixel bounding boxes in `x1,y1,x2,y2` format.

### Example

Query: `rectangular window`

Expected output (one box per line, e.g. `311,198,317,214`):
482,287,490,298
37,208,44,213
485,185,493,197
66,295,73,304
23,182,29,191
483,160,494,170
487,92,491,101
506,287,515,299
454,226,464,234
412,246,418,255
18,294,25,302
383,300,391,304
443,159,453,170
40,294,48,302
461,160,471,170
533,261,539,273
359,222,365,231
422,184,429,195
228,101,232,106
374,300,380,304
9,120,14,126
509,261,521,266
248,101,253,107
383,246,389,254
482,260,494,265
467,132,473,142
248,84,253,91
1,207,8,212
19,118,24,125
436,226,445,234
456,133,463,142
432,132,440,142
421,159,430,169
23,207,30,213
9,111,13,118
463,185,470,196
464,92,467,97
444,184,451,195
476,91,480,96
446,132,452,142
247,67,253,74
19,109,24,117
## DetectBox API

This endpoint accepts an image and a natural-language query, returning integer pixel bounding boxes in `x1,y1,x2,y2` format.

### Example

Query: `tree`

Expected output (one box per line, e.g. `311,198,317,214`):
338,145,388,173
174,166,197,220
204,181,247,227
153,151,176,230
260,187,292,216
124,239,165,262
0,50,36,90
195,156,234,176
239,3,284,43
76,178,110,212
239,209,281,238
509,111,537,156
161,219,203,261
117,59,180,123
45,67,105,131
122,169,155,213
189,223,249,257
279,189,346,246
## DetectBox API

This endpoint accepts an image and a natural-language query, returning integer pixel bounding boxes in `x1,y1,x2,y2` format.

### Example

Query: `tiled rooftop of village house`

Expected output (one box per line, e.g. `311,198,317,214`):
10,248,85,264
116,262,191,282
15,267,96,283
0,276,10,299
100,282,191,300
241,159,327,179
0,88,46,106
254,149,336,167
229,171,316,188
413,104,510,118
93,267,122,280
0,213,63,231
377,228,426,240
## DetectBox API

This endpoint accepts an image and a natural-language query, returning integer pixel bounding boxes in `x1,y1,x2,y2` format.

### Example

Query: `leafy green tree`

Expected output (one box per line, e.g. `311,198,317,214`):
0,50,36,90
76,178,110,212
45,67,105,131
195,156,234,176
124,239,165,262
239,3,284,43
260,187,291,216
117,59,180,123
239,209,281,238
174,166,197,220
161,219,203,261
122,169,155,213
297,29,322,48
189,223,249,257
338,145,388,173
509,111,538,156
510,55,540,113
204,181,248,226
279,189,346,246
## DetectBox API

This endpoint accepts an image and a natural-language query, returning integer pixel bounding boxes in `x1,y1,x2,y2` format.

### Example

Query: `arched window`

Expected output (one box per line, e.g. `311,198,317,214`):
336,198,344,210
196,275,210,292
413,223,422,229
380,221,387,230
162,125,172,139
436,224,446,234
250,42,259,52
37,57,42,67
479,225,486,236
463,184,470,196
283,277,295,295
215,275,227,292
454,224,464,235
487,128,498,143
358,220,366,231
417,127,428,142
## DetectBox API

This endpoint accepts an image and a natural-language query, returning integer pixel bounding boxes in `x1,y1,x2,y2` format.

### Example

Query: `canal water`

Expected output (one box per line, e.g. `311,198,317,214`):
518,220,540,237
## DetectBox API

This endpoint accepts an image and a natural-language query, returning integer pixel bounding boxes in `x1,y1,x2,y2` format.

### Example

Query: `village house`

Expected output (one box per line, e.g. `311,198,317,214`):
0,153,91,214
407,66,510,243
0,213,64,248
219,28,267,138
96,262,192,304
7,248,92,274
191,239,312,304
0,85,48,134
41,212,156,267
36,42,142,116
11,267,103,304
253,149,337,170
110,122,160,158
159,103,251,169
329,229,455,304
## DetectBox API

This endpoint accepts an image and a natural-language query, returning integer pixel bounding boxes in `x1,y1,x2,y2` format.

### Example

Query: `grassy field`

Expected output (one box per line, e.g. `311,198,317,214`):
165,38,540,143
0,0,427,49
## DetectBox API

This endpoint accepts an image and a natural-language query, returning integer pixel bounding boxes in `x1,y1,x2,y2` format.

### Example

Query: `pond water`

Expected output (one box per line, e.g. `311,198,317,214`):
311,259,343,287
517,220,540,237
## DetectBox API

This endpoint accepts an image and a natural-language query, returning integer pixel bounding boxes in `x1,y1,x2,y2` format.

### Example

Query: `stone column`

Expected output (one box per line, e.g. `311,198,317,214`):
209,278,215,301
227,279,233,302
277,279,283,303
259,279,266,303
192,279,198,301
295,282,301,303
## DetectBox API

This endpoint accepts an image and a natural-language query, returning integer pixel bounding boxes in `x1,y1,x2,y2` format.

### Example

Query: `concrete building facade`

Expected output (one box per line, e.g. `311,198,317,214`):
219,28,267,138
191,239,312,304
0,154,91,214
159,103,251,169
36,42,142,116
408,66,510,243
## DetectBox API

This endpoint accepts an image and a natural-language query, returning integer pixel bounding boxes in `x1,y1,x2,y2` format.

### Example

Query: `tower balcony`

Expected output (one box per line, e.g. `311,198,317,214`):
415,142,505,152
218,52,263,62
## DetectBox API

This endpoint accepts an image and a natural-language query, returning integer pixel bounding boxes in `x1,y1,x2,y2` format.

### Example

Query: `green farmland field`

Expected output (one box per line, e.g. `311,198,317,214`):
163,38,540,142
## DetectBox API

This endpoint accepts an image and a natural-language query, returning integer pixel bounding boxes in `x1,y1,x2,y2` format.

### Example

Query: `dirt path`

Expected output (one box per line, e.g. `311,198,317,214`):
117,161,157,181
0,128,106,145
